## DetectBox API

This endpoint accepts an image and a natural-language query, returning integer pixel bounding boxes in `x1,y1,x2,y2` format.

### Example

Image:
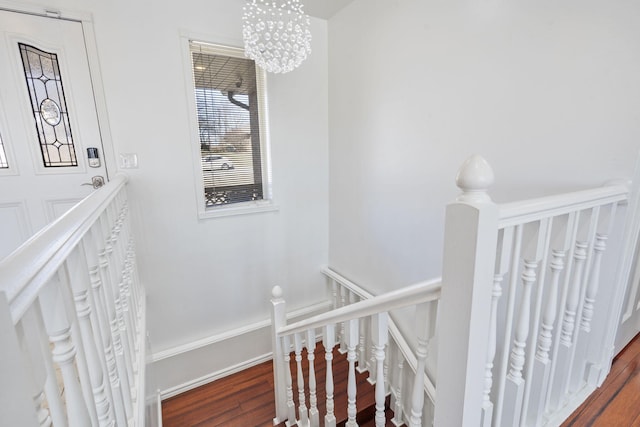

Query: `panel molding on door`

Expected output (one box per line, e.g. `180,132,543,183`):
0,201,32,259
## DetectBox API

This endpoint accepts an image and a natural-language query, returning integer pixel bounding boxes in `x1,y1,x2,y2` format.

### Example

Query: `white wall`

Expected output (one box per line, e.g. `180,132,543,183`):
19,0,329,391
328,0,640,296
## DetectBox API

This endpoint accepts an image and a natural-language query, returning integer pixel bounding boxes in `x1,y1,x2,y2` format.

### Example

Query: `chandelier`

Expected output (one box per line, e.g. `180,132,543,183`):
242,0,312,74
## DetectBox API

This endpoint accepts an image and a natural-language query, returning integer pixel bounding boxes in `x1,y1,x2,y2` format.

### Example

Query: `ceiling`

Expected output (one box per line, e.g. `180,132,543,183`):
239,0,354,20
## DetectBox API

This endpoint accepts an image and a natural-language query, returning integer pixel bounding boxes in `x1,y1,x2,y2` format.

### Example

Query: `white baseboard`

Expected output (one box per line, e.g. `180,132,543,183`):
160,352,272,399
152,300,331,398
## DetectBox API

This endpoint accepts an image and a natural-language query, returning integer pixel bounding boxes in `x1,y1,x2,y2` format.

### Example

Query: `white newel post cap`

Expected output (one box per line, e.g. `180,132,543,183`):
455,154,494,203
271,285,283,300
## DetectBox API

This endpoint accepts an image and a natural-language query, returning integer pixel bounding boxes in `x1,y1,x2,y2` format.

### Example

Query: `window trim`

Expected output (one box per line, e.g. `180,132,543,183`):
182,37,276,219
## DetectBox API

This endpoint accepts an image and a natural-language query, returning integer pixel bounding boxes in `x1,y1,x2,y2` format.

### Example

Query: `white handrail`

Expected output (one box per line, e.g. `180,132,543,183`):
277,278,441,337
322,267,439,403
498,184,628,228
0,174,128,322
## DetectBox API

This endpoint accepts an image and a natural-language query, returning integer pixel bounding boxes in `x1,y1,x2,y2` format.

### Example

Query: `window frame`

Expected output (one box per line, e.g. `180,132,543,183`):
183,38,276,219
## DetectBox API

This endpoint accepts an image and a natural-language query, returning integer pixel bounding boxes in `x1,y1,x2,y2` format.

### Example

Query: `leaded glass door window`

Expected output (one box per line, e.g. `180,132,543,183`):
19,43,78,168
0,10,109,259
0,132,8,168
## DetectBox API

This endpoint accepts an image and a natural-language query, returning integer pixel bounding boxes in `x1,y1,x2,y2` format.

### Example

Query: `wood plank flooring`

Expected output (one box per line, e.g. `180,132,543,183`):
162,333,640,426
562,333,640,426
162,346,397,426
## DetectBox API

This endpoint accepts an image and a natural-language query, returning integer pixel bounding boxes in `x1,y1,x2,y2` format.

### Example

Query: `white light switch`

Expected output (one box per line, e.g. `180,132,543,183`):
120,153,138,169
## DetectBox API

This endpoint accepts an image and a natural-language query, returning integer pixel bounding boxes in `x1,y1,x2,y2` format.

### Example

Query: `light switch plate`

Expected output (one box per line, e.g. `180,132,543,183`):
120,153,138,169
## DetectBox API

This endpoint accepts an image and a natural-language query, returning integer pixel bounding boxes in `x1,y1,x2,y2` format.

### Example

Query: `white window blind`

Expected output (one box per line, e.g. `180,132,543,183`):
190,41,270,208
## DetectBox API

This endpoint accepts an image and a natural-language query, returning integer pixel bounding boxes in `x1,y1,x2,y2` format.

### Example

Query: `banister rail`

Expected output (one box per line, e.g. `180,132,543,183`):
321,267,439,409
275,278,441,337
271,274,441,426
433,155,636,427
0,173,146,427
498,183,628,228
0,174,128,322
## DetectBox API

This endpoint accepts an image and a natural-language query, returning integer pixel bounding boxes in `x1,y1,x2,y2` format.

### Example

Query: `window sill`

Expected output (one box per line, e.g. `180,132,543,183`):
198,200,279,219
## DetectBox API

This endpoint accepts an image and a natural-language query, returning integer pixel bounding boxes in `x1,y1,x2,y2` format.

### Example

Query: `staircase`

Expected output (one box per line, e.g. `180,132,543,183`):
270,155,640,427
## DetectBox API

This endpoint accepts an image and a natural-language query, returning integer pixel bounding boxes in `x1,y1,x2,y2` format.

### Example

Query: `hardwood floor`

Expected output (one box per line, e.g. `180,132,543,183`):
562,333,640,426
162,334,640,426
162,346,398,426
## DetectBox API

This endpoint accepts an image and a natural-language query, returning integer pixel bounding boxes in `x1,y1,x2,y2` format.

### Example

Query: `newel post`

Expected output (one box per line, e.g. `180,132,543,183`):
271,286,288,425
433,155,499,427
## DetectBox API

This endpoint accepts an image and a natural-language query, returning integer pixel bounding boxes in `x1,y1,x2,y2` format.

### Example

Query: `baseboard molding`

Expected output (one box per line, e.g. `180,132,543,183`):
151,300,330,363
152,299,331,398
160,352,272,400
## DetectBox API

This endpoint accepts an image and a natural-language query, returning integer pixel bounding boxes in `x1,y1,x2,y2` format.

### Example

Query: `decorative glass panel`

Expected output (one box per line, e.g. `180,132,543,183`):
19,43,77,167
0,132,8,168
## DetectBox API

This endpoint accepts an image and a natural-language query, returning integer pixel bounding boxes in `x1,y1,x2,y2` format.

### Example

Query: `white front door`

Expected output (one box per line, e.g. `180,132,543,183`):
0,10,108,259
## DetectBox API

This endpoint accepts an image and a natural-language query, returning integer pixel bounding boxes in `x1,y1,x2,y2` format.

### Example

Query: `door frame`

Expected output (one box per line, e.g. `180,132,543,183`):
0,1,117,180
601,150,640,379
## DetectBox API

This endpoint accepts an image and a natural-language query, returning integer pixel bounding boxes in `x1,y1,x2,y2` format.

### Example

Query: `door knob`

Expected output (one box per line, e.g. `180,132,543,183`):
81,176,105,189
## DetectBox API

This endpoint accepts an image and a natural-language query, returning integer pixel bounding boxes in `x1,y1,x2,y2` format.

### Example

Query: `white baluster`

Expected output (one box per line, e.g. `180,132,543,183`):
537,251,566,362
481,274,504,427
324,324,336,427
383,345,390,395
339,288,347,354
99,244,133,422
561,242,588,346
294,333,309,426
357,314,367,373
50,328,92,426
66,247,115,427
86,231,128,427
118,279,138,401
527,250,565,426
33,391,52,427
580,234,607,334
391,358,404,427
569,233,610,390
307,328,319,427
549,241,588,410
346,319,359,427
39,277,93,427
331,279,338,310
510,261,538,380
368,338,377,385
372,313,389,427
502,260,538,426
28,301,68,427
282,335,297,425
15,305,58,427
409,302,432,427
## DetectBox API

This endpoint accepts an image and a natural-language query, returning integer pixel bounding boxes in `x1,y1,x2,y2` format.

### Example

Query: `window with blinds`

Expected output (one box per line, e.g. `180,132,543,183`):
190,41,269,209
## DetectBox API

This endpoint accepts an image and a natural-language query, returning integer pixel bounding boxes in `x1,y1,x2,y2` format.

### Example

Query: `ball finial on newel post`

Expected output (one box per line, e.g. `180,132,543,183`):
455,154,494,203
272,285,283,300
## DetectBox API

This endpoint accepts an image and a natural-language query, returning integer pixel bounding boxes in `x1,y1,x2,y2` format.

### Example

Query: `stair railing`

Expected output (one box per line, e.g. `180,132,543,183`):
433,155,632,427
271,277,441,427
0,174,146,427
322,267,438,426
